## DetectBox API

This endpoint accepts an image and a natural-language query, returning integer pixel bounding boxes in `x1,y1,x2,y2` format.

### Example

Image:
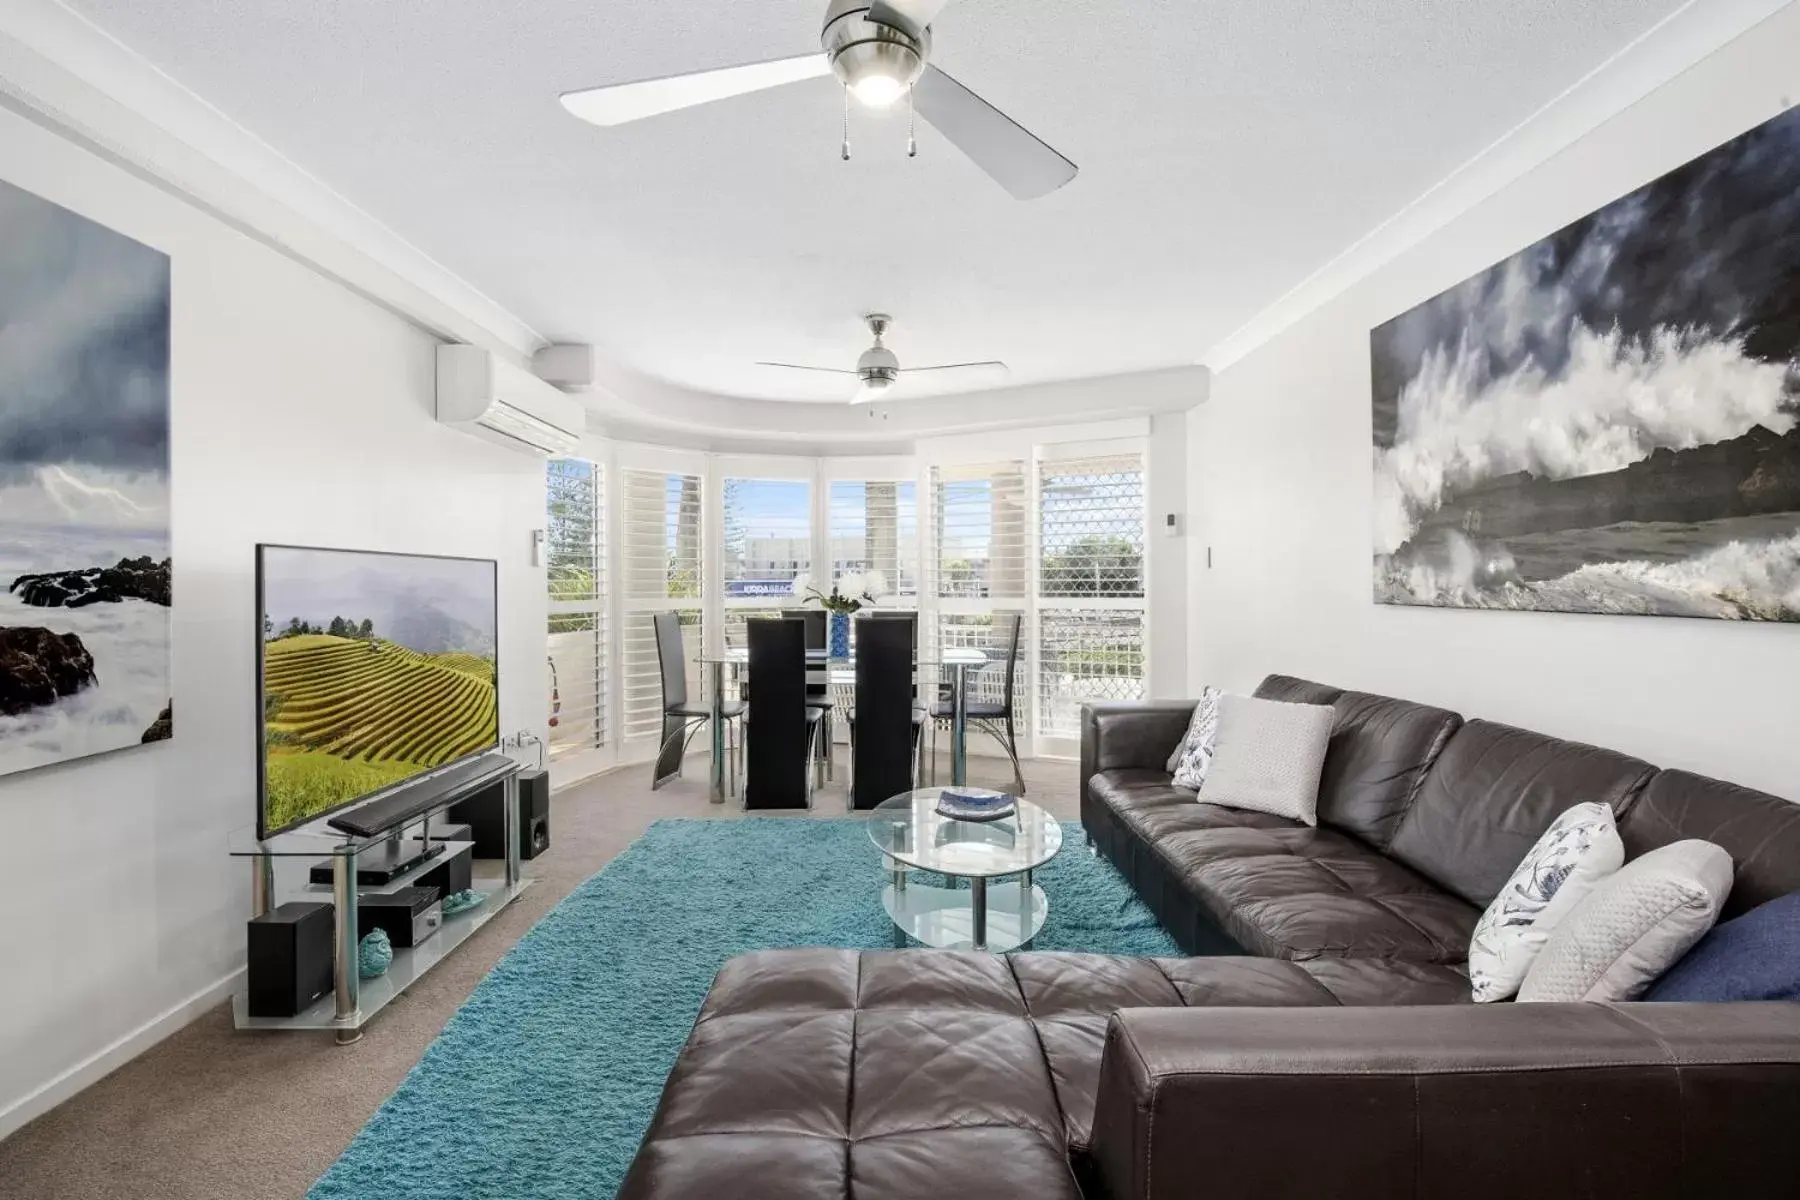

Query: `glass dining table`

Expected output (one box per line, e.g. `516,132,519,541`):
695,646,992,804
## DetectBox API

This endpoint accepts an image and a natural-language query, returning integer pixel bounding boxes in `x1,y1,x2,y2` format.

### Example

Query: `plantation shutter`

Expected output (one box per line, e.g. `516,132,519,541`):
546,458,605,762
721,476,812,650
1035,450,1148,740
828,480,919,600
621,468,703,740
929,461,1029,732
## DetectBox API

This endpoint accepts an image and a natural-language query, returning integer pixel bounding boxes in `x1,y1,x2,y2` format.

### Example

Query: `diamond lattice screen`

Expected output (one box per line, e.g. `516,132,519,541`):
546,458,604,759
1036,452,1148,739
1038,455,1146,599
1036,609,1146,736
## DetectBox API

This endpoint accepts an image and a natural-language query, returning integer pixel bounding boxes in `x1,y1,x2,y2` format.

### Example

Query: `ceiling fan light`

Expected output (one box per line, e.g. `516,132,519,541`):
851,72,906,109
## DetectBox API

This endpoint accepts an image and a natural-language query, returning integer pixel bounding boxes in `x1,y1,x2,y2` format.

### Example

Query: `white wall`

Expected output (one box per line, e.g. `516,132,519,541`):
1147,410,1190,698
0,105,547,1135
1188,9,1800,800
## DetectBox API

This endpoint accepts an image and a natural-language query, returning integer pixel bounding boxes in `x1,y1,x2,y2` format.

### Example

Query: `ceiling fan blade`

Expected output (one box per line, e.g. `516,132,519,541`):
756,361,860,375
907,360,1009,376
913,66,1077,200
867,0,954,38
561,54,831,127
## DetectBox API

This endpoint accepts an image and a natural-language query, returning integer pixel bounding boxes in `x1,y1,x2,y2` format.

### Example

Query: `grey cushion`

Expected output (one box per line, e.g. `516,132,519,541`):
1200,695,1335,826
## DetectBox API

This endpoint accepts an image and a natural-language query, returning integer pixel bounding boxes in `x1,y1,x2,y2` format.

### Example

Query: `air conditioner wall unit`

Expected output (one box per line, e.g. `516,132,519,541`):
436,344,585,456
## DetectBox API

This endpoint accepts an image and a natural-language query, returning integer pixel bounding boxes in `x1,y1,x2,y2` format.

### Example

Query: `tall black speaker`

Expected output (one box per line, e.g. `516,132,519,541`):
246,901,334,1018
449,771,549,861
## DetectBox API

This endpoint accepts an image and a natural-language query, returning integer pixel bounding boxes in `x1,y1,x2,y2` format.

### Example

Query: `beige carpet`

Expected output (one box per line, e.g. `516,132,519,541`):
0,751,1079,1200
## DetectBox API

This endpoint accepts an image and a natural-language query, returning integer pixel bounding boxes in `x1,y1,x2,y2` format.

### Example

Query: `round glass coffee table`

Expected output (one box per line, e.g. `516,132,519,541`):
867,789,1064,951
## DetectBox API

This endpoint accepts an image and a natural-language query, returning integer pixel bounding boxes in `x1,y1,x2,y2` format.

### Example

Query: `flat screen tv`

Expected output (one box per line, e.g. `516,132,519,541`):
256,544,499,840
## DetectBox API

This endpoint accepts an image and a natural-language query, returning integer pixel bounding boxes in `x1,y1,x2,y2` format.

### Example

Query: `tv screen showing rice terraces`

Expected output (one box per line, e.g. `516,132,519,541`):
258,545,498,837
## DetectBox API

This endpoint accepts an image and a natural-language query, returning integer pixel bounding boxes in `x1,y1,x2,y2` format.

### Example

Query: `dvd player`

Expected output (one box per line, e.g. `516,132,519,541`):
327,754,513,839
309,839,445,886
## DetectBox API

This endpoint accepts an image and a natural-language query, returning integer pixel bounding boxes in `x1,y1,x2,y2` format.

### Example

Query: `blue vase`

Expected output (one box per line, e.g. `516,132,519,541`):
828,611,851,659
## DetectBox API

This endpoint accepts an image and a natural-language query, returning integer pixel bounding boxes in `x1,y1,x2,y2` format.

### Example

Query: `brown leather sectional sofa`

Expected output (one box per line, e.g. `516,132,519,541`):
620,675,1800,1199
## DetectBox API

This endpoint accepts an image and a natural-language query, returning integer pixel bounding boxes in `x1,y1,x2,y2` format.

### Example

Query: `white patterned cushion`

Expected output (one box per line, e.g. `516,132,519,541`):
1197,694,1334,826
1168,687,1223,789
1467,802,1623,1003
1518,839,1733,1003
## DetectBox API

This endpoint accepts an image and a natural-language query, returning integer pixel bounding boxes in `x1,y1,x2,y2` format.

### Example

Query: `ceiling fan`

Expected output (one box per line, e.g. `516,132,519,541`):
758,314,1008,404
559,0,1078,201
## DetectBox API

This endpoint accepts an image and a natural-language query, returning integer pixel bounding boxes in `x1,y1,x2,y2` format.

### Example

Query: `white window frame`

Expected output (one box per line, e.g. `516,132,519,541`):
714,454,817,653
546,454,614,788
823,455,923,611
614,444,709,761
572,423,1158,775
1033,438,1151,758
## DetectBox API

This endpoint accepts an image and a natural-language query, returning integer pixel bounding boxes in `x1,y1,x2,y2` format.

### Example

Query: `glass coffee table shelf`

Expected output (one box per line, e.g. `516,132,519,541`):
868,789,1064,952
232,876,531,1034
882,877,1047,952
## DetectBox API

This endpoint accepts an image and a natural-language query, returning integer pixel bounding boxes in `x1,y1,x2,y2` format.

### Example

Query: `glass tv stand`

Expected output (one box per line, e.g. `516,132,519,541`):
226,756,529,1043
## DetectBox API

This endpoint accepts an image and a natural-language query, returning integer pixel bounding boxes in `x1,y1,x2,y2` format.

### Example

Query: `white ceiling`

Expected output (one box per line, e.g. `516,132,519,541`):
68,0,1689,404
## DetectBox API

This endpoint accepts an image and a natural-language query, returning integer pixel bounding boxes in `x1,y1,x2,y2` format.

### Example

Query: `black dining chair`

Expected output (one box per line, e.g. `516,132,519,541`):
652,611,743,793
868,609,928,710
782,607,836,780
744,618,823,809
847,615,925,811
930,613,1025,795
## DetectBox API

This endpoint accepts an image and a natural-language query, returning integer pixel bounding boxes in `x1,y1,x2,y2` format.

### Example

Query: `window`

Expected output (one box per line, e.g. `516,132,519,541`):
721,476,812,649
546,458,604,763
621,469,703,740
930,462,1029,731
929,462,1027,601
1035,452,1147,739
829,480,918,599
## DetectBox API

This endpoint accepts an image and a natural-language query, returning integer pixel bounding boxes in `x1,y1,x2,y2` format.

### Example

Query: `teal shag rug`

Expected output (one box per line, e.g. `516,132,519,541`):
310,818,1176,1199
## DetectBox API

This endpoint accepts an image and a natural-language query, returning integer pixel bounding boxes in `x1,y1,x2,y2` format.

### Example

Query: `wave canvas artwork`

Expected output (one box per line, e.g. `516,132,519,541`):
1371,105,1800,620
0,180,172,777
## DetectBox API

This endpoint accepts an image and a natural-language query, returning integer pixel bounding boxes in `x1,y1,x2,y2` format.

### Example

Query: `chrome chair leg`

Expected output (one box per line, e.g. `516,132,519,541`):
652,717,702,791
971,717,1026,795
928,716,937,785
728,718,739,798
824,711,834,782
807,722,822,807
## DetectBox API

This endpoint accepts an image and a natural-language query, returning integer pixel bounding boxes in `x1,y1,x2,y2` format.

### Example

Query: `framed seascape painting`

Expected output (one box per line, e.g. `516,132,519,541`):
0,180,172,777
1371,105,1800,621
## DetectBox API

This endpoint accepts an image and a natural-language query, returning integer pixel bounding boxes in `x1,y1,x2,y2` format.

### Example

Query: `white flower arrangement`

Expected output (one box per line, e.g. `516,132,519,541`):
792,570,887,614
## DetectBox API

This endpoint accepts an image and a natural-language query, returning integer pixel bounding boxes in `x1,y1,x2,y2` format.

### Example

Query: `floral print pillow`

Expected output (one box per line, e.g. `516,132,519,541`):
1168,687,1224,792
1468,801,1624,1002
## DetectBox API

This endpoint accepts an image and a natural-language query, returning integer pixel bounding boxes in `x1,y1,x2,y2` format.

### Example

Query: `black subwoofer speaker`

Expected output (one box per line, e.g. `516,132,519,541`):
449,771,549,861
246,901,334,1018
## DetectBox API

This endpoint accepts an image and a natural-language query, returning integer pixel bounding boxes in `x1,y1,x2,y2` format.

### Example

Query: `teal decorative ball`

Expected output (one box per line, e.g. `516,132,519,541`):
358,928,393,979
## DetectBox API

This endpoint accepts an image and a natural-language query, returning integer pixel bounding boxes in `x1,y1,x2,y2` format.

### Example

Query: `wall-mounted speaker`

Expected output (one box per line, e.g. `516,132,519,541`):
246,901,334,1018
449,771,549,861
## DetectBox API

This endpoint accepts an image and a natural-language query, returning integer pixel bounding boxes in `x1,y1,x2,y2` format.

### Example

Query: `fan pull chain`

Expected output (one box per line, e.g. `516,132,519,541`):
907,85,917,158
842,85,852,161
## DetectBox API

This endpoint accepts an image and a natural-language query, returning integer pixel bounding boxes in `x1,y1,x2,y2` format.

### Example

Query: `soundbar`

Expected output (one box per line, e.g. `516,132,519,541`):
327,754,514,839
